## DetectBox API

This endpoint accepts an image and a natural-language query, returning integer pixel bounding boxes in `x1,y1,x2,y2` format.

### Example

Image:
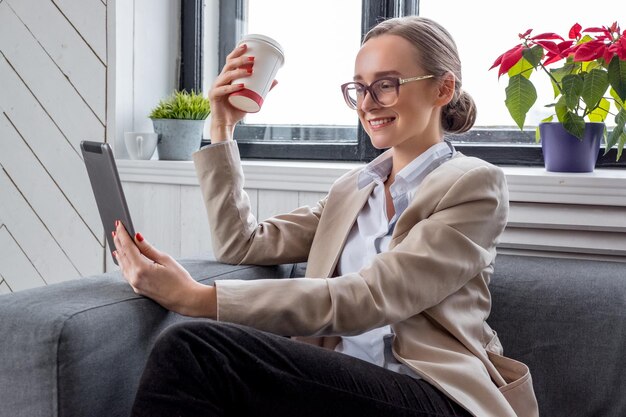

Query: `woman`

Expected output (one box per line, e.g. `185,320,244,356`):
113,16,538,417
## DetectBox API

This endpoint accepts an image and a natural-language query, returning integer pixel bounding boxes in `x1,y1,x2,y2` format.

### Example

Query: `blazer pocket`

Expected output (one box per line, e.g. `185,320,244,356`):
487,351,539,417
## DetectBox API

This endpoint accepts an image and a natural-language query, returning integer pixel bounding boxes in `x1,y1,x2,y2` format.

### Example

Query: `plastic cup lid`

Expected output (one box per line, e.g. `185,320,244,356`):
240,33,285,60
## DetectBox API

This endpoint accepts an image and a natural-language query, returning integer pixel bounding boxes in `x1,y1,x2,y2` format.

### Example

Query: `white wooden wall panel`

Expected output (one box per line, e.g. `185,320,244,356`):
52,0,107,64
0,277,11,295
257,190,299,221
0,115,102,276
0,52,102,242
507,202,626,231
0,226,47,291
0,170,79,284
0,0,109,291
298,191,327,208
180,185,213,257
6,0,106,122
123,182,182,257
500,227,626,256
0,2,105,154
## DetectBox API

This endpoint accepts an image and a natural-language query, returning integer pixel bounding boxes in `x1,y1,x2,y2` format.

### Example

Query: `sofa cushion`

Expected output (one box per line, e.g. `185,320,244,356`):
488,254,626,417
0,257,293,417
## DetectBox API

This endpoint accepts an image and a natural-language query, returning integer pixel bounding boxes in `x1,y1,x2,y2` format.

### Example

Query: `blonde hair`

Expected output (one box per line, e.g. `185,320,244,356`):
363,16,476,134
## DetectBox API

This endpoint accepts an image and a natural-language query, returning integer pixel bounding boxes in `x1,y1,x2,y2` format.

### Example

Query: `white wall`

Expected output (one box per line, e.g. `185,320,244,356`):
114,0,181,159
0,0,109,292
0,0,183,292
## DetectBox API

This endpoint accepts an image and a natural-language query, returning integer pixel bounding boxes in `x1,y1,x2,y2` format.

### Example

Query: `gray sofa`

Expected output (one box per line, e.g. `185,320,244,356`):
0,254,624,417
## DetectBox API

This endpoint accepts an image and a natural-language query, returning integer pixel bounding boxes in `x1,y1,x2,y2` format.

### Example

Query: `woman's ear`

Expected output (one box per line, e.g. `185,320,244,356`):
435,72,455,106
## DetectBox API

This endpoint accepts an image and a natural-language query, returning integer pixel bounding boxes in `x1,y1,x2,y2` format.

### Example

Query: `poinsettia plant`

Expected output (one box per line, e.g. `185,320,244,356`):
490,22,626,160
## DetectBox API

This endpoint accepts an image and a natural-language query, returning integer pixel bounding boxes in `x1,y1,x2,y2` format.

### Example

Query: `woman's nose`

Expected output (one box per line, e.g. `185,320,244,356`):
359,90,380,112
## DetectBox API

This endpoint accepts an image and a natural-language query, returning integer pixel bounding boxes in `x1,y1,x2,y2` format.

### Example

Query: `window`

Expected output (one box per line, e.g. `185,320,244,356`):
182,0,625,167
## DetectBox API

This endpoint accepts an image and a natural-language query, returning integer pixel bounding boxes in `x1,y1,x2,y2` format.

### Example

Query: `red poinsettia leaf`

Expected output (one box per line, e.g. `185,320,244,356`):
519,29,532,38
603,48,614,64
534,40,560,55
530,32,564,41
489,54,503,70
489,44,523,70
557,40,575,52
574,40,606,61
618,37,626,60
569,23,582,39
543,52,563,66
583,27,608,34
610,22,618,33
498,46,524,78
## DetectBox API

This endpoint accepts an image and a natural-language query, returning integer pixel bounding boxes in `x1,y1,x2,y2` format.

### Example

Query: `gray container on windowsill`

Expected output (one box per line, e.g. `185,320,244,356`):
152,118,206,161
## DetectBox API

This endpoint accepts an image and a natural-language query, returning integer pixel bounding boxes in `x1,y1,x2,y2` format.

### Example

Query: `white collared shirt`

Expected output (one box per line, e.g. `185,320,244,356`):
334,141,455,378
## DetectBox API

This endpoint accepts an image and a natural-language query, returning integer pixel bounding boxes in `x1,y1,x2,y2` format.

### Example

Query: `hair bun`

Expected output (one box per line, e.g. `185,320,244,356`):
442,90,476,134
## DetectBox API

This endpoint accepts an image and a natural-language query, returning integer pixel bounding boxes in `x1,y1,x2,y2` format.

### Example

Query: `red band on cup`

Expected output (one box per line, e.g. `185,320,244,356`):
229,88,264,112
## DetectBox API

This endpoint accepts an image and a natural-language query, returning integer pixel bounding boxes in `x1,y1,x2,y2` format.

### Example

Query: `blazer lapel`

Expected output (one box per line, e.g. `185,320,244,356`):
306,177,375,278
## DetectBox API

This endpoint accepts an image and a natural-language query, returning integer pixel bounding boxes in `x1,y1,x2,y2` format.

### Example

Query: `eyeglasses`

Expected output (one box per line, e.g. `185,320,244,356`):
341,75,435,110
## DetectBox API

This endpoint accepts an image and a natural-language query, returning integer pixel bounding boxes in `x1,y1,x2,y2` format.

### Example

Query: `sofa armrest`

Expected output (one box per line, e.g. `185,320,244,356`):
0,255,295,417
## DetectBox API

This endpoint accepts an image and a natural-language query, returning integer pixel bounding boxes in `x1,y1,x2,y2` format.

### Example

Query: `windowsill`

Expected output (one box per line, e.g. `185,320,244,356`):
117,158,626,206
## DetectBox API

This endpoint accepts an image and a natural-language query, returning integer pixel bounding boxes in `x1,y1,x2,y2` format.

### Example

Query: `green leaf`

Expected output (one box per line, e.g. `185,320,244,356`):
149,90,211,120
610,87,624,112
608,57,626,102
550,63,576,97
505,74,537,130
584,61,602,72
581,68,609,111
588,98,610,122
555,96,568,122
508,58,535,79
605,109,626,152
561,74,583,111
617,132,626,161
563,111,585,139
523,46,544,67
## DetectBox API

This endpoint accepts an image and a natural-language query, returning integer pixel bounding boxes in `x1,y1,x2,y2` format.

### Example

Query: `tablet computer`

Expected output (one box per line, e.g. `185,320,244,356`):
81,140,136,265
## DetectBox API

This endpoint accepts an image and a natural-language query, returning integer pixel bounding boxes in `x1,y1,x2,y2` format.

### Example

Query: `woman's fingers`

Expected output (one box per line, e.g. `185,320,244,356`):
222,54,255,73
211,67,252,96
225,42,248,61
133,232,168,265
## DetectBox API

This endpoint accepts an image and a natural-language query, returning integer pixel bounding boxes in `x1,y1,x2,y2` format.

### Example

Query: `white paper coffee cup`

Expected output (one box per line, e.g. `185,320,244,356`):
228,34,285,113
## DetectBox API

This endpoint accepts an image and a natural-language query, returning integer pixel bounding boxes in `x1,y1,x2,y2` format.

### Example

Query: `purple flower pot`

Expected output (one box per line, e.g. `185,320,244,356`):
539,122,604,172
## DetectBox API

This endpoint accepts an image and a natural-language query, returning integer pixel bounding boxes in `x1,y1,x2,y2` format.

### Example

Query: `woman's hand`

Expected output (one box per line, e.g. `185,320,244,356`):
208,43,278,142
208,43,253,141
112,221,217,319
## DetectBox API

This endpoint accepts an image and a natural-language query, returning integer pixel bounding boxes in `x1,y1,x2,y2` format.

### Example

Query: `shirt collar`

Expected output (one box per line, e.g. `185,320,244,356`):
357,140,455,190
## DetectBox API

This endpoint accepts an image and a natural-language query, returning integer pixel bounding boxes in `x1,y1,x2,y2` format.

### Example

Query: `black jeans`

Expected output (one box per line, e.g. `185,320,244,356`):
130,321,472,417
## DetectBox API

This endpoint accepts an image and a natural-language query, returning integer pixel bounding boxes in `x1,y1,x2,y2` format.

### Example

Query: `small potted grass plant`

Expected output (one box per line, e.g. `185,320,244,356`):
490,22,626,172
149,90,211,160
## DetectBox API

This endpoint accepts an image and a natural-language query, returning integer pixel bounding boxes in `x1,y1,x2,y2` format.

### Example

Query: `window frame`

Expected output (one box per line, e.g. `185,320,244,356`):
181,0,625,167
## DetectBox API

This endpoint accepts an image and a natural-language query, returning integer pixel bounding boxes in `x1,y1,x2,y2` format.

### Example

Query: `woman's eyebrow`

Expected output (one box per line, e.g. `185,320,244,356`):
353,70,402,81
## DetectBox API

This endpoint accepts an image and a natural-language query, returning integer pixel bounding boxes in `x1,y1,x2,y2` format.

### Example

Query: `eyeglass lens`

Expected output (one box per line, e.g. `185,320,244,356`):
345,78,398,109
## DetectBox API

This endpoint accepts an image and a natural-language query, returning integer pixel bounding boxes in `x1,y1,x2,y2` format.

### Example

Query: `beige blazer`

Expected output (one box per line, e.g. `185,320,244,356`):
193,141,539,417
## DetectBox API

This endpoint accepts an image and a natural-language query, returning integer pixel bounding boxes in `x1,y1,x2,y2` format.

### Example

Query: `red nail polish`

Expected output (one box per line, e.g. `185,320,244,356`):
246,68,253,74
115,220,119,227
135,232,144,242
247,56,255,62
112,250,117,257
112,231,116,238
236,83,244,88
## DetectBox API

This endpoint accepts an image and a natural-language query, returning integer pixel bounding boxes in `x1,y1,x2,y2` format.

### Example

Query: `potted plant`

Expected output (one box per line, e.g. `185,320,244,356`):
149,90,211,160
490,22,626,172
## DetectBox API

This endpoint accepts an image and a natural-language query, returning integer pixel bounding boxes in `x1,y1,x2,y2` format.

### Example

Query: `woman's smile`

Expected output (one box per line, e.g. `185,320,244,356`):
368,117,396,129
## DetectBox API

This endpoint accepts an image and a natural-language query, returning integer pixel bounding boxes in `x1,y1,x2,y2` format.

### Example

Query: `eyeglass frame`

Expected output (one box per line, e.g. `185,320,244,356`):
340,74,435,110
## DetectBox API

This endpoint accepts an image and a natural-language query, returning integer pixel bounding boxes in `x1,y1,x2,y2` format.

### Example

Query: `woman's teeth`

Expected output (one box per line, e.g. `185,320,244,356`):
370,118,394,127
